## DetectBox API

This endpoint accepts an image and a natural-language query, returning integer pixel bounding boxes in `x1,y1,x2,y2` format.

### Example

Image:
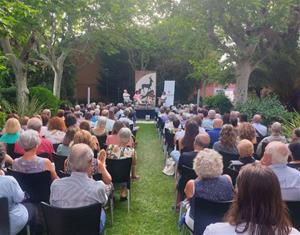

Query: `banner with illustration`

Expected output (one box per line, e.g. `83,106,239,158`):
135,71,156,107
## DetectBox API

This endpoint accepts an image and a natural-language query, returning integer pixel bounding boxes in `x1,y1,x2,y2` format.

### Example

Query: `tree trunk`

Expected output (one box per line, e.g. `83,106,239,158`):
15,67,29,109
0,37,29,107
51,53,67,99
53,67,63,99
234,60,254,103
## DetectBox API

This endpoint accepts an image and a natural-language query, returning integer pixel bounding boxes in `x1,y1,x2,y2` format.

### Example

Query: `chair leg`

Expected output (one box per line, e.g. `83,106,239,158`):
110,197,114,226
127,189,130,212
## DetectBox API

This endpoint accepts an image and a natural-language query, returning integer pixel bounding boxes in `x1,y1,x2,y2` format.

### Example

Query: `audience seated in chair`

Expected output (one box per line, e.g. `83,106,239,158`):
228,139,256,173
203,164,299,234
213,124,238,155
12,129,58,181
261,141,300,201
56,127,78,157
50,143,108,234
44,117,66,144
184,149,234,231
106,127,139,199
288,142,300,171
256,122,287,157
207,118,223,147
14,117,54,160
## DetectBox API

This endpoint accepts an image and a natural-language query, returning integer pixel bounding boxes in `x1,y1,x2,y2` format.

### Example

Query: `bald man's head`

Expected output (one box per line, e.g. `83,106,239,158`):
252,114,262,123
213,118,223,128
194,133,211,150
237,139,254,157
264,141,289,164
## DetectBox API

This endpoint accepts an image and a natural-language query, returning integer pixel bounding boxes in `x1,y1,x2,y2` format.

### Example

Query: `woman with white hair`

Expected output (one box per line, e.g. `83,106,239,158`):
12,130,57,180
184,149,234,231
92,116,107,137
106,127,139,200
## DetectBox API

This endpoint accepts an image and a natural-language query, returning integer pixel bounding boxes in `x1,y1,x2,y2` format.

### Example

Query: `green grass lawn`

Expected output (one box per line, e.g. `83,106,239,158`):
105,123,178,235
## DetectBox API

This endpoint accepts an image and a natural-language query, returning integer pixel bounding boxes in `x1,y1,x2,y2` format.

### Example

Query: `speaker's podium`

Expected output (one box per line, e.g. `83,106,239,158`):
135,104,156,120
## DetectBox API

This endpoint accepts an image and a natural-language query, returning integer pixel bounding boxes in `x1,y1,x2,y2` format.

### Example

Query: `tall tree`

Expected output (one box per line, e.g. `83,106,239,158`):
185,0,300,102
0,0,37,107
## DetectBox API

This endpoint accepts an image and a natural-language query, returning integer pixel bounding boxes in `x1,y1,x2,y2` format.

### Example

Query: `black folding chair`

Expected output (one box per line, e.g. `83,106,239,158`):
177,165,197,200
165,128,175,154
41,202,102,235
96,134,107,150
218,151,239,172
53,153,68,174
285,201,300,230
53,143,60,152
7,169,52,203
106,158,132,213
6,143,15,159
193,198,232,235
37,152,50,159
0,197,10,235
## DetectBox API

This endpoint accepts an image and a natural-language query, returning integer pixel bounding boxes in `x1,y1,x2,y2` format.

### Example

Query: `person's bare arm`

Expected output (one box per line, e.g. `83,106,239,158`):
5,154,13,165
45,159,59,180
184,180,195,199
97,150,112,184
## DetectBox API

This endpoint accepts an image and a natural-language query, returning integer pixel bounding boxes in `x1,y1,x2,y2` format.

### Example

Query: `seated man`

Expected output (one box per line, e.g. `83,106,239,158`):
207,118,223,147
14,117,54,160
262,141,300,201
256,122,286,157
50,143,108,233
178,133,210,172
228,139,256,173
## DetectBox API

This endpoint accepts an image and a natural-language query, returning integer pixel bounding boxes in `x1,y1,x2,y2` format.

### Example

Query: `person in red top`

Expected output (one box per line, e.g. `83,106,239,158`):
14,117,54,160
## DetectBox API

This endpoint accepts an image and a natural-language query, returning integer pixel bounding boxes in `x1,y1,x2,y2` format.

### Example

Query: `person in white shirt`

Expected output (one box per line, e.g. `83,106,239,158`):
252,114,268,137
204,163,299,235
123,89,131,104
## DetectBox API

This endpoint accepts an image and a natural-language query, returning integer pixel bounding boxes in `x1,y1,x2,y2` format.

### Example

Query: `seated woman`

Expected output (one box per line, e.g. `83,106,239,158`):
106,120,134,147
12,129,58,180
45,117,66,144
65,130,111,184
0,118,21,144
56,127,78,156
184,149,234,231
203,163,299,234
92,116,108,149
171,119,199,163
106,127,139,199
213,124,238,155
92,116,107,137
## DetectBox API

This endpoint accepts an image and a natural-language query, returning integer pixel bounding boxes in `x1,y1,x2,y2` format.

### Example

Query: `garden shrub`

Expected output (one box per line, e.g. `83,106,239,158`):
203,93,233,114
235,95,290,126
0,87,16,104
0,112,6,130
282,111,300,138
30,86,60,113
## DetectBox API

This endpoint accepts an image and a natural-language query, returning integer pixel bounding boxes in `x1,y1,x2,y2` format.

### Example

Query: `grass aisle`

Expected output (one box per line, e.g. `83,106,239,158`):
106,123,178,235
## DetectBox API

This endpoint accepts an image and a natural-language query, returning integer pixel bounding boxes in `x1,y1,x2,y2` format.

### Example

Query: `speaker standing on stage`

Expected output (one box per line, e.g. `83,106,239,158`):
123,89,131,104
159,91,167,106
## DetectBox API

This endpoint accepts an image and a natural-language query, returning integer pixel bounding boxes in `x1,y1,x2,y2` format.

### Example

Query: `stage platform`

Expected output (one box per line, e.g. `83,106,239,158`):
135,107,156,119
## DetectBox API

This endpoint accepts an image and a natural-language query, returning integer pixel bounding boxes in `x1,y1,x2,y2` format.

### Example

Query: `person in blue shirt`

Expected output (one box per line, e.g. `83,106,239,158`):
207,118,223,147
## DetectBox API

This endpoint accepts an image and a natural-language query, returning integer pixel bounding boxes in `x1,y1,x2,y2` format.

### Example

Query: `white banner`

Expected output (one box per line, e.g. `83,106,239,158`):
164,80,175,106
